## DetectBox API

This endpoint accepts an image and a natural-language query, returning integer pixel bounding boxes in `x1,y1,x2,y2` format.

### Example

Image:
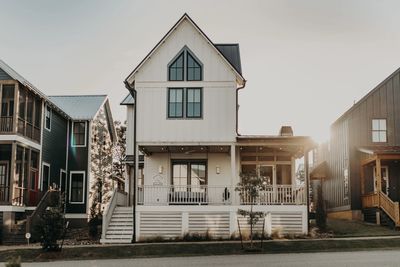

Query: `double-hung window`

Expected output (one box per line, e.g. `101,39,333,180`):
372,119,387,143
45,105,51,131
72,121,87,147
70,171,85,203
168,88,202,118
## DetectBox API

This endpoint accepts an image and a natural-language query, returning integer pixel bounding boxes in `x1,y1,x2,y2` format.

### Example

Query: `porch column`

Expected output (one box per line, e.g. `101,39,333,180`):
376,157,382,193
9,142,16,203
13,83,19,134
230,144,236,205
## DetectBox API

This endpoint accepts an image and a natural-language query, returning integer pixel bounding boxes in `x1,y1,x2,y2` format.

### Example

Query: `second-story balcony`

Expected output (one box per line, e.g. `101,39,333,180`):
0,82,42,143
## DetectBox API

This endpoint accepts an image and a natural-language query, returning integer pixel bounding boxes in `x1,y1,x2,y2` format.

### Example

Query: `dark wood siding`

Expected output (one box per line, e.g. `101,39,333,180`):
326,69,400,211
66,120,89,214
41,108,68,189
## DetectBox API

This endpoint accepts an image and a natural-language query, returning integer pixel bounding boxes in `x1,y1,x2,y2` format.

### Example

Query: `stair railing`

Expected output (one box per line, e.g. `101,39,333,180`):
101,189,128,240
378,192,400,227
26,189,60,235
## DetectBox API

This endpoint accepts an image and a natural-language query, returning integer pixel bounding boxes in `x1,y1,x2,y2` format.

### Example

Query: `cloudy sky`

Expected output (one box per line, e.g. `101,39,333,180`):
1,0,400,142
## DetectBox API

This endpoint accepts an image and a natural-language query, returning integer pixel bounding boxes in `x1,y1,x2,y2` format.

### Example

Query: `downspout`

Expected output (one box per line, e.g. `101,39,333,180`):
124,80,137,243
235,80,246,136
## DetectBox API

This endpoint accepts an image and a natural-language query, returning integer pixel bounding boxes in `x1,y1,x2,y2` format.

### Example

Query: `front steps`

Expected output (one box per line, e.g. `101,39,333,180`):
101,206,133,244
363,208,396,229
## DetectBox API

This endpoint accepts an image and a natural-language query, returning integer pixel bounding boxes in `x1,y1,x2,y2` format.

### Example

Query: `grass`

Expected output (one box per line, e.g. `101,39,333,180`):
3,238,400,263
327,219,400,237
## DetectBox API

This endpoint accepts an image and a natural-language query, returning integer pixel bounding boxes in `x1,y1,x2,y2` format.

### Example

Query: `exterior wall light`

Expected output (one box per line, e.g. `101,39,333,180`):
159,165,163,174
216,166,220,174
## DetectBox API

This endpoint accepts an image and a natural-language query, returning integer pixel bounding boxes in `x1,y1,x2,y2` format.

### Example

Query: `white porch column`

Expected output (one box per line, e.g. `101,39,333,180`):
230,144,237,205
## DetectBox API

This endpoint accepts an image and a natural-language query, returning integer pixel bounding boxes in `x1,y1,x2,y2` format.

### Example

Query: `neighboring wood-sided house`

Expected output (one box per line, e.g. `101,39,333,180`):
0,60,116,244
313,67,400,226
101,14,314,244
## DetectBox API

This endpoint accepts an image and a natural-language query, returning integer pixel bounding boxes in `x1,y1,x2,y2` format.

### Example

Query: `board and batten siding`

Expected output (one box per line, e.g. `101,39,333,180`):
41,108,68,189
324,118,350,211
326,69,400,211
133,19,237,144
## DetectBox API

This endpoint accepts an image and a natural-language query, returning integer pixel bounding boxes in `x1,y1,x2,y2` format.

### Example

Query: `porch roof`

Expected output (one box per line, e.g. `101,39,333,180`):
139,145,231,155
310,161,328,180
358,146,400,155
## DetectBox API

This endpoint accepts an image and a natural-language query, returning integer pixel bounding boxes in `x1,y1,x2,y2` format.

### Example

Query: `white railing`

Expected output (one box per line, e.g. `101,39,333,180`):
101,189,128,240
137,185,306,206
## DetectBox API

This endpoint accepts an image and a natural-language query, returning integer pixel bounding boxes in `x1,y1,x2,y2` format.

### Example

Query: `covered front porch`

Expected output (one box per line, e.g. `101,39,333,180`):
136,136,313,207
360,146,400,226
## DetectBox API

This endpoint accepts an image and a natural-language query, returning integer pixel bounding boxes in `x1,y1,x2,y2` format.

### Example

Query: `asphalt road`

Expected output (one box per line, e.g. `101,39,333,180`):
16,250,400,267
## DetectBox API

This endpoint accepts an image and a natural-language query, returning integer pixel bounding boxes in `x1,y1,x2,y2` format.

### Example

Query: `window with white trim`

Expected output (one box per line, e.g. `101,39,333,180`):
72,121,86,147
372,119,387,143
70,172,85,203
45,105,51,131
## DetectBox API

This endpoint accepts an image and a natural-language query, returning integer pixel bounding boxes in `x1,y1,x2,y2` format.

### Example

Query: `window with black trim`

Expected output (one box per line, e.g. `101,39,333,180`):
372,119,387,143
72,121,86,147
168,52,184,81
168,48,202,81
186,88,202,118
168,88,184,118
187,53,202,81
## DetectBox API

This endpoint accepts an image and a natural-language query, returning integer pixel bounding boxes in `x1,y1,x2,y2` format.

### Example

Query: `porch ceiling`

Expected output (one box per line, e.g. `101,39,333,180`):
139,145,230,155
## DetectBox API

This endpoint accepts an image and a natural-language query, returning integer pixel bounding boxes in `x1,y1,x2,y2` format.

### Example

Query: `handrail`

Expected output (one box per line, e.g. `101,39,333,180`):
378,192,400,226
361,192,379,208
26,189,60,235
101,189,127,240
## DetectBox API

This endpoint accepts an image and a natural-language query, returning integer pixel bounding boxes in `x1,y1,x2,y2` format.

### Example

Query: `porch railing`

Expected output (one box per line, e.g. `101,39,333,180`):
362,191,400,226
0,116,13,133
137,185,306,206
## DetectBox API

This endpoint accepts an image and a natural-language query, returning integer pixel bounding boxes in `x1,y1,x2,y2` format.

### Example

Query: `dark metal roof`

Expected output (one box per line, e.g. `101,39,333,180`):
215,44,242,75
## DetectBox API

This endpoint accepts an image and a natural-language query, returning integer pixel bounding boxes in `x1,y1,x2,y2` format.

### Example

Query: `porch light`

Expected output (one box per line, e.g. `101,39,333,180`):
158,165,163,174
216,165,220,174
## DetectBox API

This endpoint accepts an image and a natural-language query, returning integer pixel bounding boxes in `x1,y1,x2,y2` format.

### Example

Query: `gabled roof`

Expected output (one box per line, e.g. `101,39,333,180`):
333,66,400,126
49,95,107,120
120,93,134,105
124,13,245,86
0,59,70,119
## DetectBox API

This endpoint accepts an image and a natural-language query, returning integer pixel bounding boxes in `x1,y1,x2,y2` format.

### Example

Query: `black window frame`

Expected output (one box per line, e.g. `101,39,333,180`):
186,88,202,118
168,52,184,81
186,52,202,81
167,88,184,118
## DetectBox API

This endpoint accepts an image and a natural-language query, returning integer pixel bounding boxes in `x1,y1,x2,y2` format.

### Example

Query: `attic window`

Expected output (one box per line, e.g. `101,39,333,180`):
168,52,184,81
372,119,387,143
168,48,202,81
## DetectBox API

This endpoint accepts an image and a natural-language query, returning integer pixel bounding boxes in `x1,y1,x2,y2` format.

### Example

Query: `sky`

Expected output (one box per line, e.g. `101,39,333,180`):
1,0,400,143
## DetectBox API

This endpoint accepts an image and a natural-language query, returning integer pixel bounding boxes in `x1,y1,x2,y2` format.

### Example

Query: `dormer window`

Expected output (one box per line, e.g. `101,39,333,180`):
168,47,202,81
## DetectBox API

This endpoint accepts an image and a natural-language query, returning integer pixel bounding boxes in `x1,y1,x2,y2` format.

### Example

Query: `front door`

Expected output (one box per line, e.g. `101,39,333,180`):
0,162,8,202
28,169,39,206
374,166,389,195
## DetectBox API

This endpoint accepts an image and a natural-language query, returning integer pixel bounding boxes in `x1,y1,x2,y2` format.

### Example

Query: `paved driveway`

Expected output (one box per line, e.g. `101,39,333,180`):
17,250,400,267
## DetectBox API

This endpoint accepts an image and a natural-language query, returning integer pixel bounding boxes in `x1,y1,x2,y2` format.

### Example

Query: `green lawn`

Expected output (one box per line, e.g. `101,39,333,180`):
327,219,400,237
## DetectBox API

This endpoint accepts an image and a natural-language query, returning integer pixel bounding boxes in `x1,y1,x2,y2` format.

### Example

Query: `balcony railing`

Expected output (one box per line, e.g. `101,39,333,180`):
137,185,306,206
0,116,13,133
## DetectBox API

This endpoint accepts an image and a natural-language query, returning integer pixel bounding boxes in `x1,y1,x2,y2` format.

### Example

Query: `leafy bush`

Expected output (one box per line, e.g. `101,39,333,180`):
5,256,21,267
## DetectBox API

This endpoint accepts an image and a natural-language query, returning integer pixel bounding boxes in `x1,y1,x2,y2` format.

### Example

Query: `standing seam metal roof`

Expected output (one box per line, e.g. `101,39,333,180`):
48,95,107,120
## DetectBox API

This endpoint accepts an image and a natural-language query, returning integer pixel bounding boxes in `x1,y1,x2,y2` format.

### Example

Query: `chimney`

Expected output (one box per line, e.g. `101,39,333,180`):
279,126,293,136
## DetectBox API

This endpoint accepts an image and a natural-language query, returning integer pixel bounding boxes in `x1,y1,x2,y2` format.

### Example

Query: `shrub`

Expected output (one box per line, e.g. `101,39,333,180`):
5,256,21,267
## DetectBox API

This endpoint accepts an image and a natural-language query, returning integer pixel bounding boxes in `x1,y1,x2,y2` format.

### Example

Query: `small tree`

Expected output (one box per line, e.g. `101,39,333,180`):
112,120,127,190
34,192,65,251
236,172,267,249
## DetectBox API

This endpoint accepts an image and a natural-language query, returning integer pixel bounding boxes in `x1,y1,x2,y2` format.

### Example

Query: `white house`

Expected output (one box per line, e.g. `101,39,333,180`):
101,14,314,243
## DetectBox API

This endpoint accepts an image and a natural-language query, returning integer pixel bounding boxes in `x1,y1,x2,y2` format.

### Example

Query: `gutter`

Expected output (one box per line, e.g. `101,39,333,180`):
235,80,246,136
124,80,137,243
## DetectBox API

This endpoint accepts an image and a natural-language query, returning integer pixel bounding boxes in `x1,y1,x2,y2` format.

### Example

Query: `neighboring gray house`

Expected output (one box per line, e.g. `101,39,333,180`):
0,59,116,244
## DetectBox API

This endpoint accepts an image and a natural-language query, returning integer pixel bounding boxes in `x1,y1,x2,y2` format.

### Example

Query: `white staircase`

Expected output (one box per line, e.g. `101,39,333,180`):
101,206,133,243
